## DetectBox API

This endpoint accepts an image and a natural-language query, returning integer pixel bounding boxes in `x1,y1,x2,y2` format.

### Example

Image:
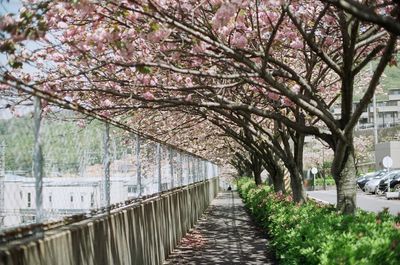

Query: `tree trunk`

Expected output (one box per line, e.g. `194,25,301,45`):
251,153,263,185
288,168,307,204
332,139,357,214
271,169,285,193
266,159,285,193
254,170,262,186
293,132,306,203
278,125,307,204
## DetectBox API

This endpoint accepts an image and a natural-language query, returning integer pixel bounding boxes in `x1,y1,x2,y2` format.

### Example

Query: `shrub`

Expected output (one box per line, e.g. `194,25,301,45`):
314,177,335,186
237,178,400,265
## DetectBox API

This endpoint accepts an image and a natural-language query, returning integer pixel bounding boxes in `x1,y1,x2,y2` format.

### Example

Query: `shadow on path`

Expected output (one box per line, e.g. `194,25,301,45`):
164,191,276,265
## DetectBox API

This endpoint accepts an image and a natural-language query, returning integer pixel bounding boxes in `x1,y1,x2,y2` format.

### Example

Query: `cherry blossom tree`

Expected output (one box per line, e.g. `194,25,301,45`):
323,0,400,35
1,0,399,213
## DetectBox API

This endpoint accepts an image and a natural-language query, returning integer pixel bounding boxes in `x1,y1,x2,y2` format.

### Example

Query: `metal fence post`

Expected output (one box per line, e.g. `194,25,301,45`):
156,143,162,193
102,123,111,209
203,160,208,180
187,156,191,185
0,142,4,215
197,159,201,181
212,163,216,178
169,147,174,189
136,134,142,197
178,152,183,187
192,157,197,183
33,97,43,224
202,160,205,180
0,141,4,178
197,158,201,182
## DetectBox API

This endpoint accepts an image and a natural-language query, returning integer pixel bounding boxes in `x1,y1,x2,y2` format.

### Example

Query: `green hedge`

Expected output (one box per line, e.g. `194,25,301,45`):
237,178,400,265
314,177,335,186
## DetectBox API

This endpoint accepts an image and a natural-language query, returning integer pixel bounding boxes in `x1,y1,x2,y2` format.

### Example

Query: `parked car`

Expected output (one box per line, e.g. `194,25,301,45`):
378,171,400,192
357,170,387,191
364,171,393,194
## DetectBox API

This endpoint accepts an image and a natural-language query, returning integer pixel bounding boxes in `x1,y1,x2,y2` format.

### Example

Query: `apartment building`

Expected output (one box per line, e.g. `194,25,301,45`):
332,88,400,130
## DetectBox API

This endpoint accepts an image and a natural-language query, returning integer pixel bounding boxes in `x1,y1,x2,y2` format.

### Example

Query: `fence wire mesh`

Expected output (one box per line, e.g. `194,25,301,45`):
0,98,218,231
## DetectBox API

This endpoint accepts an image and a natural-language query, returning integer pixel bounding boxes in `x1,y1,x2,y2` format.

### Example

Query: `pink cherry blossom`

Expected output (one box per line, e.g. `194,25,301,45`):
231,32,248,49
185,94,193,102
57,21,68,29
290,39,303,49
143,91,155,100
267,92,280,101
0,14,16,30
292,84,300,93
147,29,171,42
212,3,237,29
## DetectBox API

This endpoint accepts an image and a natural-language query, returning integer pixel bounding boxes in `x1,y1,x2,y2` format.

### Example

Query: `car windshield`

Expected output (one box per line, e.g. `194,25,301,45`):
382,171,400,180
376,171,387,177
364,172,377,179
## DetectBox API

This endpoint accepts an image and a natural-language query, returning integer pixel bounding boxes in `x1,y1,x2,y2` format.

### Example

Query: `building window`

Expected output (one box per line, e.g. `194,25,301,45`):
81,195,84,202
128,185,137,193
27,192,31,208
20,191,23,199
90,193,94,207
49,195,52,203
70,195,74,202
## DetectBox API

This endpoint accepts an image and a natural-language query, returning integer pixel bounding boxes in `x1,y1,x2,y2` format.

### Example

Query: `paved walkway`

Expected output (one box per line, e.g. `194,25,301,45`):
164,191,276,265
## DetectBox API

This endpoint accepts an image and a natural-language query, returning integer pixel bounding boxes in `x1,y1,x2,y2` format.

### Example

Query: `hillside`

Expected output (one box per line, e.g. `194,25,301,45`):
0,116,106,176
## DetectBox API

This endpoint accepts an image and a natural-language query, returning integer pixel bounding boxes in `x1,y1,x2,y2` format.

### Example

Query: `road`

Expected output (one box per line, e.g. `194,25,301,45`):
307,190,400,215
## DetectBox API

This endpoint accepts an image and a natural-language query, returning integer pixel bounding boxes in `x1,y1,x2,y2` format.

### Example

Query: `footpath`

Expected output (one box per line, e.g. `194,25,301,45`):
163,191,276,265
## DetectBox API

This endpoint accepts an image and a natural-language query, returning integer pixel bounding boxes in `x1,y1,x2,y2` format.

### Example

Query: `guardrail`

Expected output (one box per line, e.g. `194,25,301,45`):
0,106,219,231
0,177,219,265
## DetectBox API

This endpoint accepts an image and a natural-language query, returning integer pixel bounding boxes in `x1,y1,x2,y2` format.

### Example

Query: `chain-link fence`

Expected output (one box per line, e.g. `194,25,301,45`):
0,97,218,231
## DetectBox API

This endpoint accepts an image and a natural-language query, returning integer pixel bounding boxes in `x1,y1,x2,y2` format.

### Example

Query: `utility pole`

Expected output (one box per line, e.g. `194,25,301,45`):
371,62,378,145
373,94,378,144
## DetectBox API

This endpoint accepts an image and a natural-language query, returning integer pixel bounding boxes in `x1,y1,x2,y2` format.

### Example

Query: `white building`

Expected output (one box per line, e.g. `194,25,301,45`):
0,174,138,228
332,88,400,130
0,135,218,230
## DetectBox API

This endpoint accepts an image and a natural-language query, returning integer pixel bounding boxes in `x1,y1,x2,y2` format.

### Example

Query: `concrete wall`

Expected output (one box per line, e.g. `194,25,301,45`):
375,141,400,169
0,178,219,265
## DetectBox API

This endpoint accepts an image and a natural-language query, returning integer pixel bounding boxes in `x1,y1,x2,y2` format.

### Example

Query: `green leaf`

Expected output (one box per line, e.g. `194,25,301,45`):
0,41,16,53
9,60,22,69
150,21,160,32
136,65,152,74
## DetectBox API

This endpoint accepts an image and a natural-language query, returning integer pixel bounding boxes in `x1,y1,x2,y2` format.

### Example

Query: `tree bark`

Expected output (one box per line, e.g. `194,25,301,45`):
288,167,307,204
271,168,285,193
263,153,286,193
278,124,307,204
254,170,262,186
251,153,263,185
332,139,357,214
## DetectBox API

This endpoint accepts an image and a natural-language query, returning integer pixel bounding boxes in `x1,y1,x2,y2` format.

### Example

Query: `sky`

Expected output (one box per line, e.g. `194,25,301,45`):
0,0,22,16
1,0,33,120
0,0,22,66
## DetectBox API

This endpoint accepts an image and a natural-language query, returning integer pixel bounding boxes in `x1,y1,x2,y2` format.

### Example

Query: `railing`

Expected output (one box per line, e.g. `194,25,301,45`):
0,98,218,232
0,178,220,265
